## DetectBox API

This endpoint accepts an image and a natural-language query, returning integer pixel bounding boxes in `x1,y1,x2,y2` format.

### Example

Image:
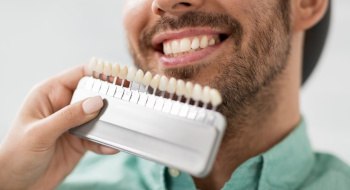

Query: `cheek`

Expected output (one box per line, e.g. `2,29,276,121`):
217,0,257,48
222,1,274,51
123,1,151,52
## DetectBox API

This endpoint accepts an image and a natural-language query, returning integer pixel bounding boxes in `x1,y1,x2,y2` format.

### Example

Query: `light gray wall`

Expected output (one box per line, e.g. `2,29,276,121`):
301,0,350,164
1,1,349,164
0,0,131,135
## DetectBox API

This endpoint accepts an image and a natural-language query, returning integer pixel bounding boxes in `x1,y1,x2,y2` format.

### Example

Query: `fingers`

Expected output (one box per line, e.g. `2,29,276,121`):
34,64,89,95
37,96,104,141
18,64,91,120
51,64,90,92
82,140,119,155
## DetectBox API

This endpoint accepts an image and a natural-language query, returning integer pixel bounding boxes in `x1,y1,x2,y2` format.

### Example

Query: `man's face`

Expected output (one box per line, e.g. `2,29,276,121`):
123,0,291,118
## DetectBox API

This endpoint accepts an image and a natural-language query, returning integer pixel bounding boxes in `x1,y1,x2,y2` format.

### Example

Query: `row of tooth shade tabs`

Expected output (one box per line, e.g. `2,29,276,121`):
88,57,222,108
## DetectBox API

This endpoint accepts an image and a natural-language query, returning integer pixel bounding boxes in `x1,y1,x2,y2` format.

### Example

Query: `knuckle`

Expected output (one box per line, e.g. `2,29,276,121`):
31,80,50,92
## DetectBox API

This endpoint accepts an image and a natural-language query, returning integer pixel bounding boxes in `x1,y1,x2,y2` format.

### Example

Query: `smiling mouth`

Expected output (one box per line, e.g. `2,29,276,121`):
155,33,229,56
152,29,230,67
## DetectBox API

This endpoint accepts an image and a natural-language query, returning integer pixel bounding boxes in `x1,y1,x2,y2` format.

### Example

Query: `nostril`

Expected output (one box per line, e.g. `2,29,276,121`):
172,2,192,9
179,2,191,6
153,1,200,15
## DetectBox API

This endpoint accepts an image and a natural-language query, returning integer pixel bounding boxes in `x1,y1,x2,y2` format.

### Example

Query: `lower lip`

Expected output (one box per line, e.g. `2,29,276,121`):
158,43,222,68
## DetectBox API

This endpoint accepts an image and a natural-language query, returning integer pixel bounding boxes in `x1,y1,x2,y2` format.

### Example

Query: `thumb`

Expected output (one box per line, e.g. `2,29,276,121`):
39,96,104,140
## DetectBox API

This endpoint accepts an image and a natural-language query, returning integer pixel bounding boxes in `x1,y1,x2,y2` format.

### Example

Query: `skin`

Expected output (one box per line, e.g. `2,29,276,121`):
0,66,118,190
123,0,328,189
0,0,328,189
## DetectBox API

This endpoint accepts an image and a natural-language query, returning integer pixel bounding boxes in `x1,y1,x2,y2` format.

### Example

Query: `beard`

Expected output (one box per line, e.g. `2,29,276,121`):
128,1,291,134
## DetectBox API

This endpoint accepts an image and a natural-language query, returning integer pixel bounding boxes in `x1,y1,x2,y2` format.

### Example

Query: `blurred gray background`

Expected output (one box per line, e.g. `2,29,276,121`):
0,1,349,164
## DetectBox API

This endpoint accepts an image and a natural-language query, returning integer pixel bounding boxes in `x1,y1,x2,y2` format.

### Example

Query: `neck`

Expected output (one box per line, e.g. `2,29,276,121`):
194,32,303,190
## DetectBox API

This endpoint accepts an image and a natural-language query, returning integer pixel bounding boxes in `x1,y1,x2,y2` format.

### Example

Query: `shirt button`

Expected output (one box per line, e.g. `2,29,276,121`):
168,168,180,177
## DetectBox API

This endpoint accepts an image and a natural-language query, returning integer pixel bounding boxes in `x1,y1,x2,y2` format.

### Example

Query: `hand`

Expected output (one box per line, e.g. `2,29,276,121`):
0,65,118,190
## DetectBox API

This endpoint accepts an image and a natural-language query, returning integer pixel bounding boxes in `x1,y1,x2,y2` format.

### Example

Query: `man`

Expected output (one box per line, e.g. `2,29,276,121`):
0,0,349,189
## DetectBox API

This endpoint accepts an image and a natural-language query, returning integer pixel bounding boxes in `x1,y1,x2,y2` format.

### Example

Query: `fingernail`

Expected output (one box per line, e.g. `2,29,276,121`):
100,146,119,154
82,96,103,114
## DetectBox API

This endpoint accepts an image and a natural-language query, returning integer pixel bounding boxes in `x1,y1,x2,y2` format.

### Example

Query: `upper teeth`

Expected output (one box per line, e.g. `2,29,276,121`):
163,35,218,56
88,57,223,107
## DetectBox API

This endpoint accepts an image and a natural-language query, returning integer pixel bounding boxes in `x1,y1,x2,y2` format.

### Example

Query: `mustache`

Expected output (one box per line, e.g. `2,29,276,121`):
141,11,243,48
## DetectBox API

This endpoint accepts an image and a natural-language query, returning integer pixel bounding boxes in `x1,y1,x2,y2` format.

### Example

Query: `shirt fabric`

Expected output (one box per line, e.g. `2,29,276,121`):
58,120,350,190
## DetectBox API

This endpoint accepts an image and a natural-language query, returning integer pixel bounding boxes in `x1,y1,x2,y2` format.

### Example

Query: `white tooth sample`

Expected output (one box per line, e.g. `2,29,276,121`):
191,37,200,50
171,40,180,54
209,38,215,46
184,81,193,99
143,71,153,86
176,79,185,96
210,89,222,107
119,65,128,80
202,86,211,104
95,59,104,73
89,56,97,63
159,75,168,91
135,69,144,83
126,67,136,81
192,84,202,101
88,57,97,75
200,36,209,49
180,38,191,53
150,74,160,89
112,64,120,77
167,77,176,94
103,62,112,76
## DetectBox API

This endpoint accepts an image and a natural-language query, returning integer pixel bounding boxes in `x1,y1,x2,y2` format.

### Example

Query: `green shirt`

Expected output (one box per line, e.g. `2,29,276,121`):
58,121,350,190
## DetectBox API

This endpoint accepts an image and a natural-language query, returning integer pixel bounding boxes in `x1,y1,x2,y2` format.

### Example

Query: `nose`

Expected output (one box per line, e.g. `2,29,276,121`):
152,0,203,16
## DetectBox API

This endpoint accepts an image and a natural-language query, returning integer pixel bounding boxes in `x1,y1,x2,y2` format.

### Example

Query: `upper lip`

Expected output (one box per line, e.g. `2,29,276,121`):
151,27,230,53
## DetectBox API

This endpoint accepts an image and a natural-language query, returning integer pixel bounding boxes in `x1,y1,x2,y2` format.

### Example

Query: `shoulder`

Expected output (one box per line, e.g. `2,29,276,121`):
299,153,350,190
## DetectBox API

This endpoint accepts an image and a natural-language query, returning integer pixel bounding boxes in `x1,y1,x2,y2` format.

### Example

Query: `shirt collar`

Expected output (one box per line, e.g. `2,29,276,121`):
162,119,315,190
223,119,315,190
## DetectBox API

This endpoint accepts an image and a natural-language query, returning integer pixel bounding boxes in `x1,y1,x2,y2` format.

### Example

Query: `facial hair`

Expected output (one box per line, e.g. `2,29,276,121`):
128,2,291,136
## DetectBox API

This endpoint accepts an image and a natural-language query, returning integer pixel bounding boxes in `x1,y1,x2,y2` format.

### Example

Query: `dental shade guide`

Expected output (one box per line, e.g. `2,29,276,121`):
70,57,226,177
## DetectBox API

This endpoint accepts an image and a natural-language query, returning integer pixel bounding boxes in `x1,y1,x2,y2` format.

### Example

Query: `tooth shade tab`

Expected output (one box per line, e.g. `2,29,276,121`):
112,64,120,77
88,57,97,75
210,89,222,107
192,84,202,101
103,62,112,76
83,58,224,111
127,67,137,81
135,69,144,83
150,74,160,89
184,81,193,99
159,76,168,91
90,56,97,63
176,79,185,96
167,77,177,94
119,65,128,80
202,86,211,104
143,71,153,86
96,59,104,73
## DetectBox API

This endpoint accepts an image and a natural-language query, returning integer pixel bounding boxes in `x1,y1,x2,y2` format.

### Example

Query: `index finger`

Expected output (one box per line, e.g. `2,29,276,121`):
18,63,91,121
52,64,90,92
38,64,90,113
